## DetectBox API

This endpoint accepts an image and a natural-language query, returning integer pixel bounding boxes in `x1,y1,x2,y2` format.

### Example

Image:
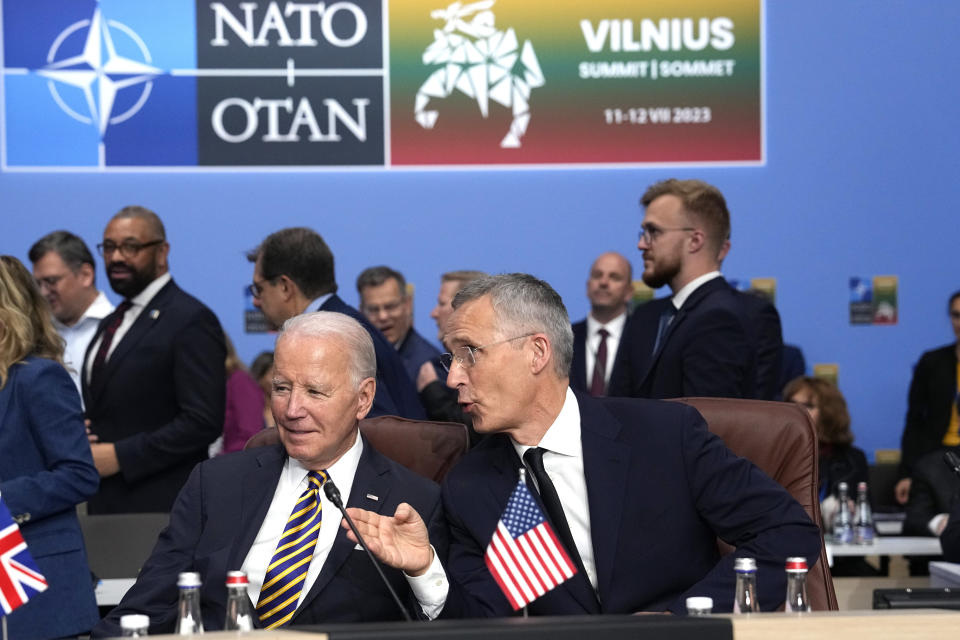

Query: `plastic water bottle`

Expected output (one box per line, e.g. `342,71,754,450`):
120,614,150,637
686,596,713,616
175,571,204,634
224,571,254,631
733,557,760,613
854,481,875,545
784,557,811,612
833,482,853,544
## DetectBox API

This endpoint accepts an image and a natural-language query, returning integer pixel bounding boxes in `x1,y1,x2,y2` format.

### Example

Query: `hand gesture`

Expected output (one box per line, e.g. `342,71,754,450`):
343,503,433,576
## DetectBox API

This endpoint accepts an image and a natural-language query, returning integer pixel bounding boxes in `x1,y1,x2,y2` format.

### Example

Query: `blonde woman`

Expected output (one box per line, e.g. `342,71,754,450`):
0,255,100,639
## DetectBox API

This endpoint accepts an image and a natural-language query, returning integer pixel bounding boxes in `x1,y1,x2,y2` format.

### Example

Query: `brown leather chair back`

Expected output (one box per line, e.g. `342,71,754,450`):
244,416,469,483
671,397,838,611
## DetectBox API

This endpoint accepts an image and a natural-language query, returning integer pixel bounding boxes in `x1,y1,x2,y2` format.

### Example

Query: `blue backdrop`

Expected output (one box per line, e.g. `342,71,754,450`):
1,2,957,460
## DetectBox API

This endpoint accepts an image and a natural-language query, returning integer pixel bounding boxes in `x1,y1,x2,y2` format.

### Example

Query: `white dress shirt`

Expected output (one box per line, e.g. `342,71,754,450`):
512,388,598,591
585,312,627,388
241,435,448,618
670,271,722,310
84,272,172,384
55,290,113,402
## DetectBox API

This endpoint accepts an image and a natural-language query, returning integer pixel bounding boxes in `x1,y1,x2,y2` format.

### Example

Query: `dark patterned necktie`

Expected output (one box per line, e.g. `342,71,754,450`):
89,300,132,385
589,328,609,397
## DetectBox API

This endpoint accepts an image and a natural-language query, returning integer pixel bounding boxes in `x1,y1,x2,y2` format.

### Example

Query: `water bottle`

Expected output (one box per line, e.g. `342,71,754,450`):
175,571,204,634
733,557,759,613
784,557,811,612
120,614,150,637
686,596,713,616
854,481,875,545
833,482,853,544
224,571,254,631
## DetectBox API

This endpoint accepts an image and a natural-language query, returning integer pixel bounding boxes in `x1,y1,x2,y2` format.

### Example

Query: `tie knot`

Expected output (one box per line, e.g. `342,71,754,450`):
116,300,133,314
523,447,546,472
307,470,329,489
597,328,609,339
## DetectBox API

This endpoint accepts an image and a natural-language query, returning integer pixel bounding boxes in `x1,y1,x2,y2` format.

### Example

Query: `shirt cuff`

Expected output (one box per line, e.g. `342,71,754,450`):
404,546,448,620
929,513,949,536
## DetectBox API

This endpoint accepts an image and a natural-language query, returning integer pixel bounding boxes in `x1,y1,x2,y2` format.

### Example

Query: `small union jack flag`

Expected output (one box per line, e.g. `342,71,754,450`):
0,494,47,616
484,477,577,610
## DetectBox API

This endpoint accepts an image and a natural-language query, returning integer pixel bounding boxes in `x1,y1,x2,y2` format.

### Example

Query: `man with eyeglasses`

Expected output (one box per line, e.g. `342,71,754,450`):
608,178,781,400
342,273,820,615
81,206,226,514
247,227,424,420
29,230,114,401
356,265,440,384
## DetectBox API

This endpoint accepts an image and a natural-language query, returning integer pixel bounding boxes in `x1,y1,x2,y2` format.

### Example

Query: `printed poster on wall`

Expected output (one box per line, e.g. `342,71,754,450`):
0,0,763,170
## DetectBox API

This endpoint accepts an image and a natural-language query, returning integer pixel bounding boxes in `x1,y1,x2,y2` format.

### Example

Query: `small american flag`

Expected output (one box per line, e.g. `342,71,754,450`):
0,494,48,616
484,477,577,610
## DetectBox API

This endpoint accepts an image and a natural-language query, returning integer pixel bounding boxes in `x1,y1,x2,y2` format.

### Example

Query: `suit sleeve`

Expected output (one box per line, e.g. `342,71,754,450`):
0,362,99,521
668,406,822,613
680,307,753,398
904,466,941,536
900,353,934,479
92,464,205,637
114,306,226,482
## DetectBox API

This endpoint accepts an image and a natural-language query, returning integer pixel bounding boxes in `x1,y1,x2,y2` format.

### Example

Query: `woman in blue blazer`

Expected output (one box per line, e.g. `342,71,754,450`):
0,256,100,639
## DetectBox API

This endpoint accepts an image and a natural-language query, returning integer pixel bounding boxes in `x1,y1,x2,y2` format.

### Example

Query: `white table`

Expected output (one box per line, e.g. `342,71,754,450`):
825,536,942,567
96,578,136,607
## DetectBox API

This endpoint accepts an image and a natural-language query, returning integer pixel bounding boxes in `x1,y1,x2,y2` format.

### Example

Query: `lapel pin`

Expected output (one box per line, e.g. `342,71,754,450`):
149,309,160,320
365,494,379,501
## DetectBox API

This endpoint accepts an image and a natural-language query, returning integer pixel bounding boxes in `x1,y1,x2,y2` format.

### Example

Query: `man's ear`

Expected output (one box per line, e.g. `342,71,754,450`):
686,229,706,254
355,377,377,420
529,334,552,375
77,263,95,288
277,275,297,301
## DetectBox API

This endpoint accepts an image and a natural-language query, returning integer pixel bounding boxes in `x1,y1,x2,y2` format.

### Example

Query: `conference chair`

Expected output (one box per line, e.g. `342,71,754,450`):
672,397,839,611
79,512,170,579
244,415,470,483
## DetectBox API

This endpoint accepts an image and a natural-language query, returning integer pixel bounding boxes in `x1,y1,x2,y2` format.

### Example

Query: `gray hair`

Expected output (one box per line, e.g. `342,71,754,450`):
277,311,376,387
453,273,573,378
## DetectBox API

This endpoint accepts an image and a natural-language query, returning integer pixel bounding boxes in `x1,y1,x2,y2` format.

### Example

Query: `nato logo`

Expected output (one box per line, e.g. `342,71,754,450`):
2,0,384,169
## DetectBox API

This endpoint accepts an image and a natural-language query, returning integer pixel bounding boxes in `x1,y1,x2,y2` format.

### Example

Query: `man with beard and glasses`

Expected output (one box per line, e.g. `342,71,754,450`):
82,206,226,514
608,179,780,400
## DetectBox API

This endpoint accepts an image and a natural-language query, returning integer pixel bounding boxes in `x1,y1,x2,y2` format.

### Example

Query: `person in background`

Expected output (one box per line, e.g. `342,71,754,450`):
251,350,276,428
0,255,100,639
210,333,266,455
357,265,440,384
896,290,960,505
28,230,114,401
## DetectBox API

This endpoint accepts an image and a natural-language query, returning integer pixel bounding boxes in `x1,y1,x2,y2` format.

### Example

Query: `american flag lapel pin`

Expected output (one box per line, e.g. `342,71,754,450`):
365,493,379,501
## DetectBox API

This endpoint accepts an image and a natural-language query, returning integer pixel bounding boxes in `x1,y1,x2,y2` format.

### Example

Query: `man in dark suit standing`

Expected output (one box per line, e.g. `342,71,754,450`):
356,265,440,385
570,252,633,396
347,274,819,615
248,228,424,419
609,179,780,400
93,312,448,636
83,206,225,514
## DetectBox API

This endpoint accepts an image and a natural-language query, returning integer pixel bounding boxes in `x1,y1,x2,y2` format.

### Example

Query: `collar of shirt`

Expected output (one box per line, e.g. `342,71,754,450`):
306,293,334,313
281,429,363,499
671,271,722,310
130,272,172,310
53,290,115,332
511,387,582,460
585,311,627,344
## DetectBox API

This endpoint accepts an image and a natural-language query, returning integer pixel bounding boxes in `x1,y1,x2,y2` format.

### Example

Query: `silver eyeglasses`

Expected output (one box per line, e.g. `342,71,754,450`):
440,333,535,371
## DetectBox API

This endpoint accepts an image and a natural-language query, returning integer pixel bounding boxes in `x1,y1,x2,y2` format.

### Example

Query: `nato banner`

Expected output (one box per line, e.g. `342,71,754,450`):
1,0,762,170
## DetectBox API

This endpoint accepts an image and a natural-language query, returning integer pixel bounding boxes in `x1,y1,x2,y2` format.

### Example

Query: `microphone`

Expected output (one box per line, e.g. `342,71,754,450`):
323,480,413,622
944,451,960,479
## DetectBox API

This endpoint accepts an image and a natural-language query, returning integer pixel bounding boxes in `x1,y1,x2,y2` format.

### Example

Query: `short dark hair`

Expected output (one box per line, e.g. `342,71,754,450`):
356,266,406,297
949,290,960,311
247,228,337,298
641,179,731,252
28,230,96,275
111,205,167,240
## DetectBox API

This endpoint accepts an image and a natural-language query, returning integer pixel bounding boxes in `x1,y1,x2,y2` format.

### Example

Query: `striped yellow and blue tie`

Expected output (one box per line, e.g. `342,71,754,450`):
256,469,329,629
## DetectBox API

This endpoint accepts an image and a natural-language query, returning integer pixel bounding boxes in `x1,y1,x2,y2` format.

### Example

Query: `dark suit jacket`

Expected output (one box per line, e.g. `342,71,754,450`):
733,290,783,401
942,494,960,562
93,437,446,636
398,328,442,384
82,278,226,514
319,295,425,420
440,391,821,616
900,344,958,479
819,444,869,503
905,449,960,536
609,278,756,399
0,357,100,639
569,317,628,395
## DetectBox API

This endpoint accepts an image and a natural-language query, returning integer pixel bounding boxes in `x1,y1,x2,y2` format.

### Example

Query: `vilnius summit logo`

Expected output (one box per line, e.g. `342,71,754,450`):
1,0,385,169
